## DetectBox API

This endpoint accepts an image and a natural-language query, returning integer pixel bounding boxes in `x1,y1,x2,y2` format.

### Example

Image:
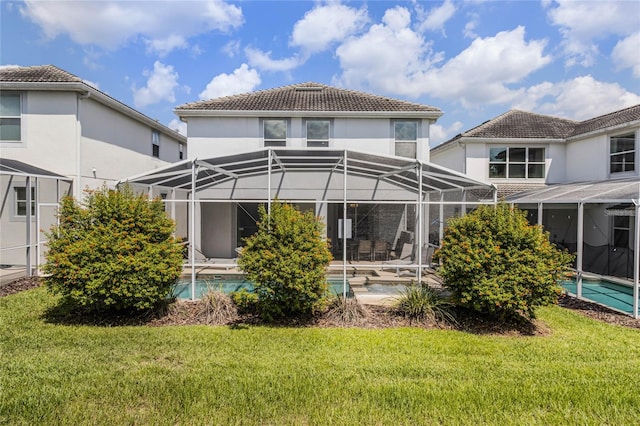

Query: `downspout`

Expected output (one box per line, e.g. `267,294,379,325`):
76,91,90,200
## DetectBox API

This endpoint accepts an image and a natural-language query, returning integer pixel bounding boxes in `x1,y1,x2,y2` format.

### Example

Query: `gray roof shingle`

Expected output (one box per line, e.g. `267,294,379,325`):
451,110,577,140
0,64,82,83
438,105,640,148
176,82,441,113
571,104,640,137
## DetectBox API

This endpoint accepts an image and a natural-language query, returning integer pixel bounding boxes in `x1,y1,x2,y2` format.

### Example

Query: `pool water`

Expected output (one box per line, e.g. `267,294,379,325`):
560,278,638,315
175,276,353,300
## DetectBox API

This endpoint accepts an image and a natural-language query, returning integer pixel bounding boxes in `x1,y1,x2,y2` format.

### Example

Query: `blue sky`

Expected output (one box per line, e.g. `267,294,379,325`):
1,0,639,146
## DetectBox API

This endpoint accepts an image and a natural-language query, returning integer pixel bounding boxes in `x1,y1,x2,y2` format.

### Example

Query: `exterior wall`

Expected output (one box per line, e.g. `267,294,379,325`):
185,115,431,160
0,91,78,177
80,97,183,190
0,90,186,198
565,134,608,182
430,144,466,173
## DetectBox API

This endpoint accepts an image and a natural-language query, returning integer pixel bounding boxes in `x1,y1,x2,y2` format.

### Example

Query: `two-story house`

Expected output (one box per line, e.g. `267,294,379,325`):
431,105,640,285
1,65,187,273
123,83,496,281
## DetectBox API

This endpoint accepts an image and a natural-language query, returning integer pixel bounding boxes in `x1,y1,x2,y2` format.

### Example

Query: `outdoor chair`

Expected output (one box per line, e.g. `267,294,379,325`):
373,240,390,261
357,239,372,260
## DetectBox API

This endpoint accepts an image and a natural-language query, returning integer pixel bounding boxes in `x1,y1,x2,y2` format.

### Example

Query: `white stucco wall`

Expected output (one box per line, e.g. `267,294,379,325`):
184,115,432,160
430,143,466,174
565,135,608,182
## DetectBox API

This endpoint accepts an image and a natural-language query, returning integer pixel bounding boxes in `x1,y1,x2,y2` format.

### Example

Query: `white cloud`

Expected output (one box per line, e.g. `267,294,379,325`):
198,64,261,100
290,2,368,54
168,118,187,136
335,6,443,95
515,76,640,120
430,121,463,146
417,0,456,34
222,40,242,58
20,0,243,55
245,47,303,72
612,32,640,77
546,0,639,68
336,21,550,108
133,61,179,108
146,34,188,57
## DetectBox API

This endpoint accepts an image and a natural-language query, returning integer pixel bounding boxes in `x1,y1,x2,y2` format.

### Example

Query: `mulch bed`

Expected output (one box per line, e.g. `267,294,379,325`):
2,277,639,333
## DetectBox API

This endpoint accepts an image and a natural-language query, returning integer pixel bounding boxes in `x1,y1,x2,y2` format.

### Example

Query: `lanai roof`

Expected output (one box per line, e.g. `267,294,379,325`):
175,82,442,117
120,148,495,199
0,158,71,181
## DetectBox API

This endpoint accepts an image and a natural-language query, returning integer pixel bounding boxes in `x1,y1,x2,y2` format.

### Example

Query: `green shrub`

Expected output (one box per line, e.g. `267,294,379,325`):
433,203,574,320
42,185,183,312
394,284,456,325
230,288,259,315
237,201,332,321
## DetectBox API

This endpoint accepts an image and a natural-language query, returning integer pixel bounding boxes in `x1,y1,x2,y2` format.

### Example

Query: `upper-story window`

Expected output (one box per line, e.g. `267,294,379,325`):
0,93,21,142
610,132,635,174
489,147,545,179
264,119,287,147
152,130,160,158
15,186,35,217
306,120,330,147
394,121,417,158
179,143,184,160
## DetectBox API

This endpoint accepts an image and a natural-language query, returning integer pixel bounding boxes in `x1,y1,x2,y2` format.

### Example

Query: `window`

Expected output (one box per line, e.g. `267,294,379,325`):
152,130,160,158
179,143,184,160
0,93,21,141
613,216,630,248
264,119,287,147
489,147,545,179
610,133,635,174
306,120,330,147
15,186,35,217
394,121,417,158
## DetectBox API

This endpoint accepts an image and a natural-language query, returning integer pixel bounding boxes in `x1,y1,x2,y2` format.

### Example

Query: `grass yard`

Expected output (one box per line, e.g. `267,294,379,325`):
1,287,639,425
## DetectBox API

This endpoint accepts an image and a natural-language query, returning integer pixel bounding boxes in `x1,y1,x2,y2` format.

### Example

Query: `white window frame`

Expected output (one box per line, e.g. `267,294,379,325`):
306,119,330,148
609,132,635,175
394,120,418,158
0,92,22,143
489,146,546,179
13,185,35,219
263,119,287,147
152,130,160,158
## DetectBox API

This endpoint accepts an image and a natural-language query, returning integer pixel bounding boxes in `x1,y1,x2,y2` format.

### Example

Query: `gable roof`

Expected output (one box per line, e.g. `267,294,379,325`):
434,104,640,152
175,82,442,118
0,65,186,142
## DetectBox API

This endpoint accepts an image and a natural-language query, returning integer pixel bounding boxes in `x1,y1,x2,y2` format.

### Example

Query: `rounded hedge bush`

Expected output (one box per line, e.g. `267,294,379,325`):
433,203,574,320
42,185,183,312
237,201,332,321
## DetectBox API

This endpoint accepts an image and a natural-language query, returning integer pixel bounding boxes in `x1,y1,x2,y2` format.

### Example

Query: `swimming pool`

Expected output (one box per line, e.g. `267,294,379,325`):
174,276,353,300
560,278,638,315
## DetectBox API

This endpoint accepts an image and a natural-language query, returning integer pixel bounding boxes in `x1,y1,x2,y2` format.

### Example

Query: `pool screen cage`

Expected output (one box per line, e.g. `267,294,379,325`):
120,148,497,302
0,159,73,282
508,177,640,318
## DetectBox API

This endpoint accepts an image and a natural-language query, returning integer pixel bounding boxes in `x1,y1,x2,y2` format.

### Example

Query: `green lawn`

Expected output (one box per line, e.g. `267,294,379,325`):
1,287,639,425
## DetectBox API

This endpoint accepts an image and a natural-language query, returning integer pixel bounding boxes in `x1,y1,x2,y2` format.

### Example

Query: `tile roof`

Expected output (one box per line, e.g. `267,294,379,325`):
0,64,82,83
176,82,441,113
571,104,640,137
452,110,577,140
437,104,640,148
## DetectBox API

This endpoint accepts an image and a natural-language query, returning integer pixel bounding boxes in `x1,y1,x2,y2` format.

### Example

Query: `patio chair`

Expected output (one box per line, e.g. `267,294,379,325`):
382,243,414,275
357,239,372,261
373,240,390,261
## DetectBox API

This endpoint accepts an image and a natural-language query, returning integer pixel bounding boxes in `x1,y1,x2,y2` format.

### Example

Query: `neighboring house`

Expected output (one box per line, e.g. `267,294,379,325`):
0,65,187,270
431,105,640,281
124,83,495,277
